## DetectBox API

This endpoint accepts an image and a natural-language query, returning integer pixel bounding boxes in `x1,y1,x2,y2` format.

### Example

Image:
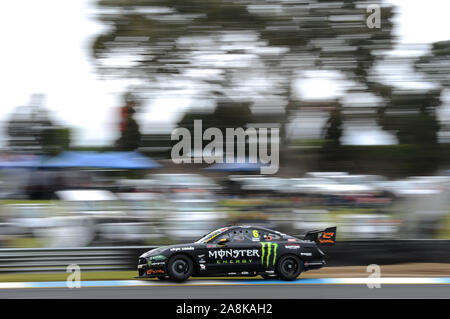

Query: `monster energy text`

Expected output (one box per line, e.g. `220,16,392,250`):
209,249,260,259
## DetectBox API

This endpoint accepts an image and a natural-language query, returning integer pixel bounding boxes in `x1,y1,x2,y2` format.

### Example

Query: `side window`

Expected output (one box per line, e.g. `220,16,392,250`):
261,231,281,242
215,229,255,243
230,230,246,242
214,231,233,243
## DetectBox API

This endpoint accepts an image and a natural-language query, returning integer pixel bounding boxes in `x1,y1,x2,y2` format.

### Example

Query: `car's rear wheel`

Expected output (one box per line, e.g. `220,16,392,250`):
276,255,303,281
167,255,193,282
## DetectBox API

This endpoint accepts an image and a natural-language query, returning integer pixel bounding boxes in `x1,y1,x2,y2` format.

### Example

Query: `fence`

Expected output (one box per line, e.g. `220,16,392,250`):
0,240,449,273
0,246,153,273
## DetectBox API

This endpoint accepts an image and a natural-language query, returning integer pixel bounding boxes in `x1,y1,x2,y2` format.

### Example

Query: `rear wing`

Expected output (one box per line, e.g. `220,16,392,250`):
304,227,337,244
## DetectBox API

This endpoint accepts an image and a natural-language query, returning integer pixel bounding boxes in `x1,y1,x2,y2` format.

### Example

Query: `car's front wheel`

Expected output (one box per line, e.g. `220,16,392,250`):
276,255,303,281
167,254,193,282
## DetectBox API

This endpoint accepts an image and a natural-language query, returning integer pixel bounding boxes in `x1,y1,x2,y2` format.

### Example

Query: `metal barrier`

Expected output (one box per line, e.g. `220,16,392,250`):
0,246,156,273
321,239,450,266
0,240,449,273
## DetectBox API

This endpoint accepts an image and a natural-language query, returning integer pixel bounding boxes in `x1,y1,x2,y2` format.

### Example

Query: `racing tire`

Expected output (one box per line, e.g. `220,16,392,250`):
276,255,303,281
261,274,279,280
167,254,194,282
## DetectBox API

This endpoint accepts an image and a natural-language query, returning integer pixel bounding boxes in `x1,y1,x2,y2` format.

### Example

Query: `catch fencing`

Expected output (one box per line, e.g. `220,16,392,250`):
0,240,449,273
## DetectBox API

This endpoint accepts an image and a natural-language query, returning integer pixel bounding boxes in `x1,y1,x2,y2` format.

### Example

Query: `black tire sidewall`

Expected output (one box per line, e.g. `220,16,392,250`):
276,255,303,281
167,254,193,282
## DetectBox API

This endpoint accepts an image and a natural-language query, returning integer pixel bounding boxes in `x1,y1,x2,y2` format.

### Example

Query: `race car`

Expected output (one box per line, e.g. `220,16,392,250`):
137,225,336,281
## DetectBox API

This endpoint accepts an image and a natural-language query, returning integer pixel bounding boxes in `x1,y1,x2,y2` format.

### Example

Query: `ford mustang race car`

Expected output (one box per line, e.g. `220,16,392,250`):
137,225,336,281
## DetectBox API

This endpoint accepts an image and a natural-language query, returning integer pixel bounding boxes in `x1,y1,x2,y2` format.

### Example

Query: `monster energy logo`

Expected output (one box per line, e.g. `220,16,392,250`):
260,242,278,268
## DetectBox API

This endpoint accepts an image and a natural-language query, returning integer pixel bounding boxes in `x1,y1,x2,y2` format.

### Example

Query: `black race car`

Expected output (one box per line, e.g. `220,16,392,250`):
137,225,336,281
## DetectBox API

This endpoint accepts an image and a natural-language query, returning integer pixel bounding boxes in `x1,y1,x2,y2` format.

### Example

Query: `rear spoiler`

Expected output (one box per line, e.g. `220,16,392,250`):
304,227,337,244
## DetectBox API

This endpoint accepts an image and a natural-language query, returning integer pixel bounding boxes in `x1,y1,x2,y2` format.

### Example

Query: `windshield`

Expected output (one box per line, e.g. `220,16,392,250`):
195,227,229,243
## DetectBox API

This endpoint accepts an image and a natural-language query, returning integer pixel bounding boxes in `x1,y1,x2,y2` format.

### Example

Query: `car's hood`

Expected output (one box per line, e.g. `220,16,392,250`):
140,243,196,258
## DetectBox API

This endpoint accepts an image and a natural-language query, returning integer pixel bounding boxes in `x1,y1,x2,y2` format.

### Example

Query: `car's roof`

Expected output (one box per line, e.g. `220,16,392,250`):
219,225,285,234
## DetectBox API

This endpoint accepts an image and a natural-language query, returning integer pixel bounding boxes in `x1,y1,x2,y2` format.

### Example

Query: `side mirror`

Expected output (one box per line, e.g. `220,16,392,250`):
218,238,229,245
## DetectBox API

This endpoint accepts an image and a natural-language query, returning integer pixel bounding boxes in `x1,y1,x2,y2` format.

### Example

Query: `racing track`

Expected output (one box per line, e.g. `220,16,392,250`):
1,278,450,298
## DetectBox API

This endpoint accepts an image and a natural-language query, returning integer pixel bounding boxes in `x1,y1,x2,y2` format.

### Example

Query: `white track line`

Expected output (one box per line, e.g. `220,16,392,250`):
1,277,450,289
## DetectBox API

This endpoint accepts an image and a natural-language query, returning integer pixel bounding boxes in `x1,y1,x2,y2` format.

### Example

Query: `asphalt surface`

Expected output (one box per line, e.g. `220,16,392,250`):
2,284,450,299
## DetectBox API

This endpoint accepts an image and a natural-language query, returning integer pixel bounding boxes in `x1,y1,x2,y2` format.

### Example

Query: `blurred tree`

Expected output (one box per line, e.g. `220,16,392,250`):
377,90,441,145
6,94,71,155
115,94,142,151
415,40,450,88
177,96,253,151
323,101,343,147
91,0,395,148
414,40,450,147
41,127,72,156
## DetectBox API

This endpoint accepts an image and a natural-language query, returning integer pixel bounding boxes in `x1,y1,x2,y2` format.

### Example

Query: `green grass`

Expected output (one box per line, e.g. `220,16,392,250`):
437,213,450,239
3,237,48,248
0,200,53,206
0,271,138,282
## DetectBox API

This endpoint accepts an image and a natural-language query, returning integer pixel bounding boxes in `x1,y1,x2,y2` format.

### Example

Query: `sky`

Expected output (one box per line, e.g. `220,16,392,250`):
0,0,449,147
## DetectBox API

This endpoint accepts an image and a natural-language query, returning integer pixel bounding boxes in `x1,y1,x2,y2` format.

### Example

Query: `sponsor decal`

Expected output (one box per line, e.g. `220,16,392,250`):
287,238,297,242
260,242,278,268
301,252,312,256
285,245,300,249
149,262,165,267
319,231,335,244
147,269,165,275
209,249,260,259
170,246,195,252
148,255,167,261
216,259,252,264
200,264,206,270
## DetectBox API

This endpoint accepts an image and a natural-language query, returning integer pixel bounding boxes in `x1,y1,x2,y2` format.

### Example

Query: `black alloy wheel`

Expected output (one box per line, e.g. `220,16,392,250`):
167,255,193,282
276,255,303,281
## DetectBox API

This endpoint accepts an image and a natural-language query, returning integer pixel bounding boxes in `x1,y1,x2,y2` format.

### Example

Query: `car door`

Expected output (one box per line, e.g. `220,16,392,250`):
204,228,261,274
256,229,282,272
